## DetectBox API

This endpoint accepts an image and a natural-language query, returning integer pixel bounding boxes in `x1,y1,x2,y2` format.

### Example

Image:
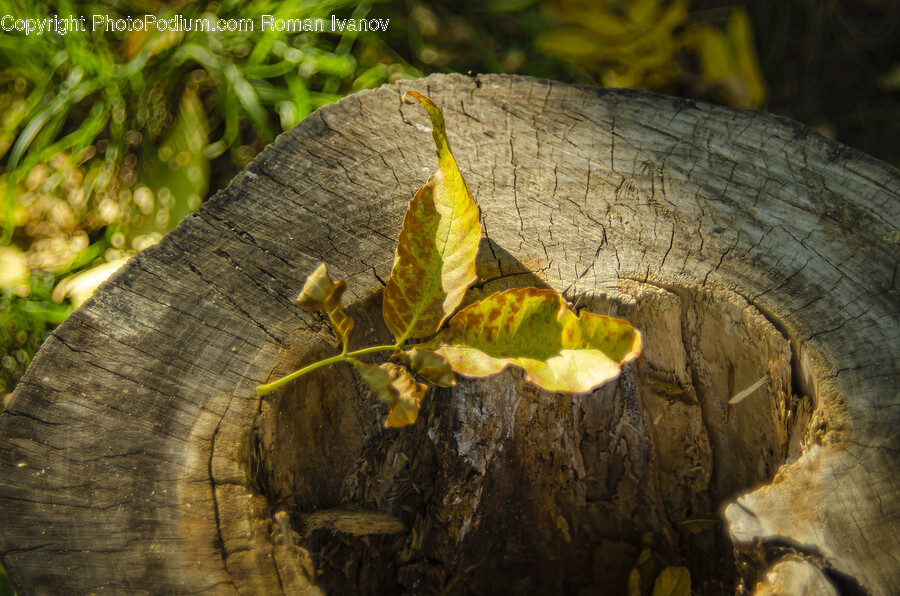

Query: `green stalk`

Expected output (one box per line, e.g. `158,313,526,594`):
256,343,401,396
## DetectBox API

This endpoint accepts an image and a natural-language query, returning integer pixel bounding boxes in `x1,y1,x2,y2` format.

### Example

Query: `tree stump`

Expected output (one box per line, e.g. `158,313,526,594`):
1,74,898,595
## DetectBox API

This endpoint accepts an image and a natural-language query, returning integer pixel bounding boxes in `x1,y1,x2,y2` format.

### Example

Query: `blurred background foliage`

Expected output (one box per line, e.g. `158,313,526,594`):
0,0,421,399
0,0,897,591
1,0,898,411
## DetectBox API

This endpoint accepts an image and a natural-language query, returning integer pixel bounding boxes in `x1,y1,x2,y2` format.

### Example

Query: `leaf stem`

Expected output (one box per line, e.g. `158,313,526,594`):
256,343,401,396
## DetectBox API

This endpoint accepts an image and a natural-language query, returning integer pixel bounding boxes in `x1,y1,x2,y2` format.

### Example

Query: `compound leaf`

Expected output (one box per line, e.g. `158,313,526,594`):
296,263,354,347
425,288,641,393
382,90,481,344
357,362,428,428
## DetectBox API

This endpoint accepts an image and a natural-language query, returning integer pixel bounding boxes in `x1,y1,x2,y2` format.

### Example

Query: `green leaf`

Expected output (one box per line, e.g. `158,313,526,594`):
382,91,481,344
652,566,691,596
0,559,13,596
137,87,210,235
296,263,354,348
425,288,641,393
394,347,456,387
224,63,274,143
357,362,428,428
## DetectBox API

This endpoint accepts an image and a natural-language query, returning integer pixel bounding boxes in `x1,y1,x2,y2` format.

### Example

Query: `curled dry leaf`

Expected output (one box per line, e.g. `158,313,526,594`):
357,362,428,428
382,90,481,343
394,347,456,387
295,263,354,347
425,288,642,393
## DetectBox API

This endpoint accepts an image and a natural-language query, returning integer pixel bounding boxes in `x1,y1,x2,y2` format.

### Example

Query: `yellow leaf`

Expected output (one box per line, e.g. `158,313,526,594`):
628,547,654,596
654,0,689,35
576,11,629,39
652,566,691,596
536,28,603,60
693,25,736,83
626,0,661,25
728,7,768,108
52,258,128,307
382,91,481,343
426,288,642,393
0,246,29,289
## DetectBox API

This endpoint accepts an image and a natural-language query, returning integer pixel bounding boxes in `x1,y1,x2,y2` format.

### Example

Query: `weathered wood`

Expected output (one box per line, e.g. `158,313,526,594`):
0,73,897,594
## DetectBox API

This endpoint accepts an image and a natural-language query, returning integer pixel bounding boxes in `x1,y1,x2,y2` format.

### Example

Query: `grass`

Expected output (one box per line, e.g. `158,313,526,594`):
0,0,420,398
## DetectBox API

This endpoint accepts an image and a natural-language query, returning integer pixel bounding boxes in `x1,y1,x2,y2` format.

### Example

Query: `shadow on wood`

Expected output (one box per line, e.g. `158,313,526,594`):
0,74,897,595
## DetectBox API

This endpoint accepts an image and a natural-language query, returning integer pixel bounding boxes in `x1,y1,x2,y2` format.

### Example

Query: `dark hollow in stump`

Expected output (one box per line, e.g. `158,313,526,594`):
0,74,898,595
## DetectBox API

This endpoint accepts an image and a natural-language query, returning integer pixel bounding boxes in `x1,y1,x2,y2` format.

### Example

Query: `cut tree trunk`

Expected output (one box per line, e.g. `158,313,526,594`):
1,74,898,595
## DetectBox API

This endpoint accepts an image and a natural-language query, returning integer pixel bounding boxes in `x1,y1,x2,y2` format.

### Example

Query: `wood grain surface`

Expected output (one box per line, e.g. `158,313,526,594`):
0,73,897,594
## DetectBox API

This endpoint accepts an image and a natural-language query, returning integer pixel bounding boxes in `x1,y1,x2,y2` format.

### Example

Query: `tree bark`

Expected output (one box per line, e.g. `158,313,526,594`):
0,74,897,595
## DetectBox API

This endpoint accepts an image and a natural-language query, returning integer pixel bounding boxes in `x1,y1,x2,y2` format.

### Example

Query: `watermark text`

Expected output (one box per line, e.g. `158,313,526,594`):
0,13,391,35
